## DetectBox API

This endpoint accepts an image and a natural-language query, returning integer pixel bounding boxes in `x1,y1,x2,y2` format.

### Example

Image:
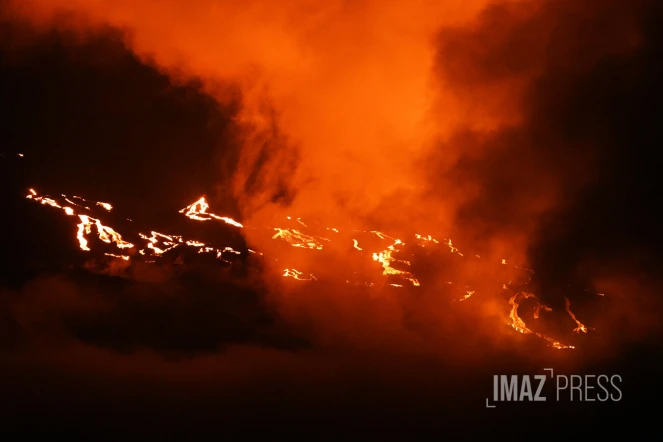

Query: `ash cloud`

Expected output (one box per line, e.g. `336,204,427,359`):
1,0,660,240
1,0,491,230
3,0,656,284
422,0,663,299
1,0,660,347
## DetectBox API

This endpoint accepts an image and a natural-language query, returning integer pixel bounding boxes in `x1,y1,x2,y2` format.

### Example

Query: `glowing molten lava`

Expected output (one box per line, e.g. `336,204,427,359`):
179,196,243,228
372,239,420,287
508,292,575,349
24,187,598,351
283,268,317,281
565,297,589,333
77,215,133,252
272,228,328,250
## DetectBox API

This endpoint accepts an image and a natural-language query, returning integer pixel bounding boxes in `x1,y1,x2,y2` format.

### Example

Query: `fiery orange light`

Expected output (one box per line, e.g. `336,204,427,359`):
105,253,130,261
179,196,243,228
508,292,574,349
4,0,642,361
283,268,317,281
564,297,589,333
24,184,599,351
76,215,92,251
415,234,440,247
372,239,420,287
272,228,328,250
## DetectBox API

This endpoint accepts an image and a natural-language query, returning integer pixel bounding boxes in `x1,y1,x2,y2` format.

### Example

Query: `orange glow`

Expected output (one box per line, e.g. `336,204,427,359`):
76,215,134,251
372,239,420,287
415,234,439,247
26,184,603,351
139,232,179,256
76,215,92,251
283,268,317,281
105,253,130,261
565,297,589,333
272,228,328,250
508,292,574,349
10,0,641,356
180,196,243,228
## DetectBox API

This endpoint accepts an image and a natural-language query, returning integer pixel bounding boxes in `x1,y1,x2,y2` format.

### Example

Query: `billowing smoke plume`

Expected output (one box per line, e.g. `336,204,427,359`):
3,0,661,333
0,1,501,236
2,0,655,272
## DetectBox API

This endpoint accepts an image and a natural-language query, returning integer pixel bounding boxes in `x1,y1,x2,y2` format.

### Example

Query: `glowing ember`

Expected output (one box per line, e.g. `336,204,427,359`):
105,253,130,261
76,216,92,251
95,219,133,249
508,292,574,349
221,246,241,255
272,228,328,250
415,234,439,246
179,196,243,228
445,239,459,254
372,239,420,287
509,292,540,333
139,231,179,255
533,303,552,319
371,231,393,240
26,191,62,209
564,297,589,333
26,190,112,219
24,184,596,352
74,214,133,251
283,268,317,281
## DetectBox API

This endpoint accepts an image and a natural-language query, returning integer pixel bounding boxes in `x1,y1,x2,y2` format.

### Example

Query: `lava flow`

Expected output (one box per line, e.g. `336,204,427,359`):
565,297,590,334
372,238,420,287
508,292,575,349
24,186,598,351
77,214,133,252
180,196,243,228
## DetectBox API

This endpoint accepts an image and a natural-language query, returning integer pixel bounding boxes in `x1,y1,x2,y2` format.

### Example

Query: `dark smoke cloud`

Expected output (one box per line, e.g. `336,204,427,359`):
423,0,663,305
0,20,242,222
